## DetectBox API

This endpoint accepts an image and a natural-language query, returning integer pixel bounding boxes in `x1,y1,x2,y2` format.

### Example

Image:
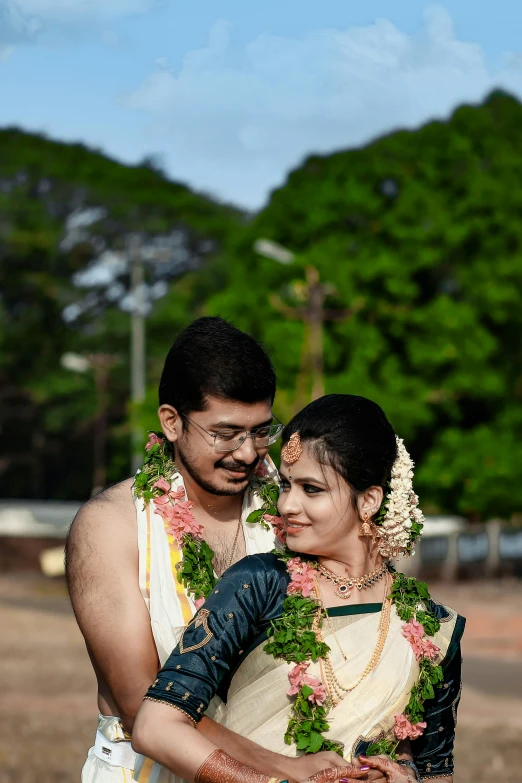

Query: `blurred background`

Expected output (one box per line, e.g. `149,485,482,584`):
1,2,521,781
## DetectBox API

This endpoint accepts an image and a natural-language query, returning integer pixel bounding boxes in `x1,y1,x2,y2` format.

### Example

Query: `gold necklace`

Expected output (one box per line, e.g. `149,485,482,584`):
314,573,392,706
225,520,243,571
317,561,388,599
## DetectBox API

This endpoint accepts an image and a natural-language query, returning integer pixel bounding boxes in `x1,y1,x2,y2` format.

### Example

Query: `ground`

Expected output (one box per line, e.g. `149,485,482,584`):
0,574,520,783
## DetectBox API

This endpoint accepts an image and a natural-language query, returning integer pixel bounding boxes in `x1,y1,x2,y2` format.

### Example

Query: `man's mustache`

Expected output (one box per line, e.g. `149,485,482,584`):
215,456,259,472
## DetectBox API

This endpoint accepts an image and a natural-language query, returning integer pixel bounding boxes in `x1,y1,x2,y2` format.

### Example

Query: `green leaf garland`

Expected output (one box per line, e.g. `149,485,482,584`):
134,432,279,603
246,473,280,527
266,549,444,760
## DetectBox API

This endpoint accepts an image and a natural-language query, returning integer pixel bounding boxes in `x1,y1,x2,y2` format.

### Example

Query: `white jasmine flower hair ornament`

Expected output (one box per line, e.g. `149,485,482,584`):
372,436,424,559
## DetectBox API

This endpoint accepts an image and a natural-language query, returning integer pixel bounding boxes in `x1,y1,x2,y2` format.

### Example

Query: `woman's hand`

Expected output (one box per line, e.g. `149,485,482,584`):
286,752,357,782
358,756,417,783
349,756,386,782
288,752,387,783
301,762,370,783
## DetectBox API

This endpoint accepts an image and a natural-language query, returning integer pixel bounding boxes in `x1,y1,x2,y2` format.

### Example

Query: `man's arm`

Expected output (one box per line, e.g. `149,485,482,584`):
65,483,159,733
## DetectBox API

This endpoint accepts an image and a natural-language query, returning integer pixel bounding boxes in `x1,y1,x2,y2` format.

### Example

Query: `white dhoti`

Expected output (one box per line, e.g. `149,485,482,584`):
82,715,136,783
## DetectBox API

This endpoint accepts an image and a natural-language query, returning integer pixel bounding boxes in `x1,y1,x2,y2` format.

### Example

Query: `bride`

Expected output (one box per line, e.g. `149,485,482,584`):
132,394,464,783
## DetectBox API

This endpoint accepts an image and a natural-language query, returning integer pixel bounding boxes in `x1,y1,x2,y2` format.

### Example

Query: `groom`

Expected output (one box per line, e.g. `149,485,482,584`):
67,317,354,783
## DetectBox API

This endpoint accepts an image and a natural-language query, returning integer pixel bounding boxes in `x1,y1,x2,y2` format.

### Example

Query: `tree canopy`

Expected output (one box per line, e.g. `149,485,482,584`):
0,129,243,498
204,90,522,520
2,91,521,520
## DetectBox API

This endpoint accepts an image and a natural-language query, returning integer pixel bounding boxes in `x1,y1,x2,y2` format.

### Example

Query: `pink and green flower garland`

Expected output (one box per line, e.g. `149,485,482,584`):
265,552,444,758
134,432,280,606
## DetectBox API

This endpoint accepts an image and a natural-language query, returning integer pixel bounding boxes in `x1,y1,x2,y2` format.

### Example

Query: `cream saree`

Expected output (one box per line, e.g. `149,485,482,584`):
213,603,458,761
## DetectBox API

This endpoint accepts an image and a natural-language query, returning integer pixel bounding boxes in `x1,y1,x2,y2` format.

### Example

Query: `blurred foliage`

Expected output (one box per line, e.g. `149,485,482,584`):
202,90,522,520
0,128,245,499
1,90,521,519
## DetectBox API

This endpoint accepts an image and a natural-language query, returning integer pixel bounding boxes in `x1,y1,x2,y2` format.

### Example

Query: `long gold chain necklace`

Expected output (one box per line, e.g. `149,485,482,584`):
317,560,388,599
314,573,392,706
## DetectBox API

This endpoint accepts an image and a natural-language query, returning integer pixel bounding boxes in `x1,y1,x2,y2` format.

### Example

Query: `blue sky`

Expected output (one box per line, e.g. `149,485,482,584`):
2,1,522,208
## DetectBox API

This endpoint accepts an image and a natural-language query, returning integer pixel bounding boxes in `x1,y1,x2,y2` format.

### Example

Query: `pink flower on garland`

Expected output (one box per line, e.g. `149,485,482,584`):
164,501,204,542
152,477,171,493
194,597,206,610
152,481,185,503
420,638,441,661
394,713,427,740
145,433,164,451
264,514,286,545
153,493,171,507
287,663,327,706
255,461,269,477
287,662,309,695
402,618,426,660
287,559,316,598
152,481,204,543
409,638,425,661
305,675,327,706
402,618,440,662
402,618,425,643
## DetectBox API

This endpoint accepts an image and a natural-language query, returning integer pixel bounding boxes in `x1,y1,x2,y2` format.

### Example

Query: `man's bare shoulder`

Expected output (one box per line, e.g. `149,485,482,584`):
72,477,136,530
67,477,137,563
66,478,138,596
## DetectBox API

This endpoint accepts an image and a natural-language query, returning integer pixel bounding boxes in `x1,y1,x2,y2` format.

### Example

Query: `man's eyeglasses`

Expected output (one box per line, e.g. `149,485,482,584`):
181,413,283,453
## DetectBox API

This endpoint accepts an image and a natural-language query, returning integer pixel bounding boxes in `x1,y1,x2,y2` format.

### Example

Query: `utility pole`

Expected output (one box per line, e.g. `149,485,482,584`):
306,266,327,401
65,234,184,484
90,353,117,496
254,238,368,408
269,264,350,404
61,351,117,497
254,239,352,406
128,235,179,473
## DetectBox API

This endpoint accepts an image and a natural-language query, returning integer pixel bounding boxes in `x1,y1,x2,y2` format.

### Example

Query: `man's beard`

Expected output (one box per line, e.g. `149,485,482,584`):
176,440,259,497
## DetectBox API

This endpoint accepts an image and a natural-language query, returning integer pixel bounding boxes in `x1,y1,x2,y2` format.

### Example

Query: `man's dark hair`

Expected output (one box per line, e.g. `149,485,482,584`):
159,317,276,415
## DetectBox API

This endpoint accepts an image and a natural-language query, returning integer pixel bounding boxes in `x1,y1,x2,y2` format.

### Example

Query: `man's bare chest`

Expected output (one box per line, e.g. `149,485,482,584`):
203,524,247,577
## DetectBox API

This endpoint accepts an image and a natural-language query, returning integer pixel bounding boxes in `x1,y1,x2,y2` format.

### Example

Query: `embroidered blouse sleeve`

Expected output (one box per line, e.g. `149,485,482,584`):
411,614,466,780
144,554,286,722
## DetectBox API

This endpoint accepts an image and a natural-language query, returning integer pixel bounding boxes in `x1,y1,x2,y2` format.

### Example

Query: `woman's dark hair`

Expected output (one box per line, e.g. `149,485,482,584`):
283,394,397,502
159,316,276,416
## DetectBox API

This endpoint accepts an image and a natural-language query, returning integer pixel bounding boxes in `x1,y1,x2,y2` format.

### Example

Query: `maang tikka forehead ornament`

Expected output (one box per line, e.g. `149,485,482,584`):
281,432,302,465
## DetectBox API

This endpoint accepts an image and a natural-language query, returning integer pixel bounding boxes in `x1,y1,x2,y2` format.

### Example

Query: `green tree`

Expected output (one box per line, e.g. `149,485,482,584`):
0,129,243,500
204,91,522,519
4,91,522,519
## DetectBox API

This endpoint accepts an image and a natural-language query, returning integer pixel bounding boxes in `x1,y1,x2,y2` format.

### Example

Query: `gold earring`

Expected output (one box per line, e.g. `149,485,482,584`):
360,511,372,536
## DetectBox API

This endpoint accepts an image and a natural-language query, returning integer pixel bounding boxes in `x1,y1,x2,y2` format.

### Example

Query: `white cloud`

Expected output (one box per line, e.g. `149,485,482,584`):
124,5,522,208
0,0,155,45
